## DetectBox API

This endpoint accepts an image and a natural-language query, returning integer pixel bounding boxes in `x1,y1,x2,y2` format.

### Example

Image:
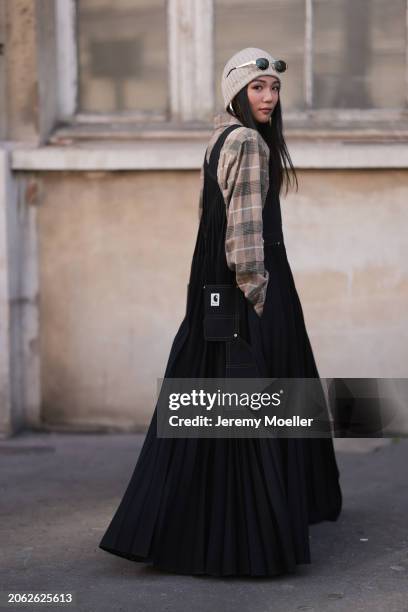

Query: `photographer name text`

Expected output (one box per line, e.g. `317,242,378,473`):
168,415,314,428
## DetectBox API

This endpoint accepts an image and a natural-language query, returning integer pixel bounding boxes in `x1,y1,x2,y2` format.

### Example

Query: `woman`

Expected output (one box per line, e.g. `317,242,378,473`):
99,47,342,577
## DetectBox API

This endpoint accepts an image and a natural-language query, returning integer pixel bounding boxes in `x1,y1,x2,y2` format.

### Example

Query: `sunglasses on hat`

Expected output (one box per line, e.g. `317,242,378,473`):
226,57,287,78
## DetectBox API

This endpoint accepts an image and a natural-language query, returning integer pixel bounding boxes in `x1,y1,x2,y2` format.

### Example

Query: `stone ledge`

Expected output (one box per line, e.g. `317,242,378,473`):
9,140,408,171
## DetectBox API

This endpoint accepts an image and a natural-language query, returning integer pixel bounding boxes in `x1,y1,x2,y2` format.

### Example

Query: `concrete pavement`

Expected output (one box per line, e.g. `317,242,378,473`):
0,432,407,612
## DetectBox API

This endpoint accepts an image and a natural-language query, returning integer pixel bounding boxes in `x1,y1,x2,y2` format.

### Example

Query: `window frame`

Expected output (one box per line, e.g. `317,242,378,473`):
54,0,408,138
56,0,214,126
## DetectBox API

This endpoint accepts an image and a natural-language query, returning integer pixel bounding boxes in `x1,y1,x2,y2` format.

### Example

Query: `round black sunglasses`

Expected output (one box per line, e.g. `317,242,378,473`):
226,57,287,78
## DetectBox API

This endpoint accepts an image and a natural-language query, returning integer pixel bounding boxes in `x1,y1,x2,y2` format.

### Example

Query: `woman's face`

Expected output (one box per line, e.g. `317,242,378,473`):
246,75,281,123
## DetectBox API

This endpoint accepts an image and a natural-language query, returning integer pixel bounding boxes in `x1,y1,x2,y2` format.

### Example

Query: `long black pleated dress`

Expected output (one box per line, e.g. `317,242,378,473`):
99,124,342,577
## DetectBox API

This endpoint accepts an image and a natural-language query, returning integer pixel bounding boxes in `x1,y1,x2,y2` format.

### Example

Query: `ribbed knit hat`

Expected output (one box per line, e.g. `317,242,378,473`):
221,47,286,111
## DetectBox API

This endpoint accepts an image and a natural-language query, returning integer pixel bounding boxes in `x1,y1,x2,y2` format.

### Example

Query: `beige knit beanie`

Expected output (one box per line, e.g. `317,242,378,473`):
221,47,287,111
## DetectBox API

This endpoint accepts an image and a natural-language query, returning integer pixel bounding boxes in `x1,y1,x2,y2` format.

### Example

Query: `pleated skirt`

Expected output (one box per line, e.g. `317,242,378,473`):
99,240,342,577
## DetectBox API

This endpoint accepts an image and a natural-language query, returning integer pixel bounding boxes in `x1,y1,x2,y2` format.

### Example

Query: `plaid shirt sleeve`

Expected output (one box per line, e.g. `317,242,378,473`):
217,130,270,318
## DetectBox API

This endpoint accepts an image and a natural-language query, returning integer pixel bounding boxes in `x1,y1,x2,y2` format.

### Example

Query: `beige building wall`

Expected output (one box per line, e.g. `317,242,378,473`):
1,0,407,435
37,169,200,430
27,167,407,430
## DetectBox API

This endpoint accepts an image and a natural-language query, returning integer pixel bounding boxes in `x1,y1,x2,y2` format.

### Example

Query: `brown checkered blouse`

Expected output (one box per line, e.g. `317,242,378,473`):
198,111,270,318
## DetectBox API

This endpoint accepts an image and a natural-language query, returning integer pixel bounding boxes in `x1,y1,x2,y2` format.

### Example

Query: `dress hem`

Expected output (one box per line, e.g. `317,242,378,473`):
98,544,311,578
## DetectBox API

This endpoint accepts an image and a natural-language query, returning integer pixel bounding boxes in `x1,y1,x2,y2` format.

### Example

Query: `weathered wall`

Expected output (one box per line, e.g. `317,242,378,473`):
36,170,200,430
282,169,408,379
2,0,57,143
4,0,39,141
30,168,408,429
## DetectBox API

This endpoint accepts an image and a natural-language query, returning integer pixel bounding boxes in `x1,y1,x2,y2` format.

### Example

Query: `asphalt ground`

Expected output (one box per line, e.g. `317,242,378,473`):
0,432,407,612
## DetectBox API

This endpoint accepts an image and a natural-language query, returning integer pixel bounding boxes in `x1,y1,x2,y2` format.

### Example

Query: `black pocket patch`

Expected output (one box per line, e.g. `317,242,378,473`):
203,284,239,341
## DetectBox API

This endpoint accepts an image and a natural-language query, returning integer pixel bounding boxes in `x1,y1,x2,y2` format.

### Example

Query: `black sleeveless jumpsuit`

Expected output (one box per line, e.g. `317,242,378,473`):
99,125,343,577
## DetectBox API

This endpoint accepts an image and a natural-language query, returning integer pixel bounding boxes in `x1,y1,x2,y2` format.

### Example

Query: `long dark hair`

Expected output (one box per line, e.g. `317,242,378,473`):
227,85,298,196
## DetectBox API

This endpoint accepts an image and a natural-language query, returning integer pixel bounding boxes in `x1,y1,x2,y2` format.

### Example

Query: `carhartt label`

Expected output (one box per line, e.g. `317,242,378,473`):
210,292,220,307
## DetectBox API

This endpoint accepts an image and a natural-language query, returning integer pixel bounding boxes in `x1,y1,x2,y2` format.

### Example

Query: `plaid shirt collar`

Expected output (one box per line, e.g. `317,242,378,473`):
213,111,244,130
